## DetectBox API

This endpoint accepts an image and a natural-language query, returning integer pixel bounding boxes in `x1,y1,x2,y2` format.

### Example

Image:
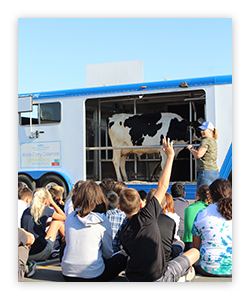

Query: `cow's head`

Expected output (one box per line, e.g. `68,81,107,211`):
190,118,205,141
163,117,204,144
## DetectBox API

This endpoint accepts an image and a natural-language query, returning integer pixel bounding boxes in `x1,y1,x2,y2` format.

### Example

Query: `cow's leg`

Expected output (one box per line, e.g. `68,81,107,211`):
120,155,128,182
161,151,167,170
160,149,167,172
112,149,123,182
160,149,175,186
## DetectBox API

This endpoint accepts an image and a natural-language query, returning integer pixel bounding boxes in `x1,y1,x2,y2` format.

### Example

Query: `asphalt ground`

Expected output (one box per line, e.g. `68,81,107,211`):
23,258,232,283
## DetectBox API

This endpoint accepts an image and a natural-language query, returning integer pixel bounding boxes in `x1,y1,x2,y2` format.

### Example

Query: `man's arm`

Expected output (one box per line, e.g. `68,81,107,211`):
154,137,174,205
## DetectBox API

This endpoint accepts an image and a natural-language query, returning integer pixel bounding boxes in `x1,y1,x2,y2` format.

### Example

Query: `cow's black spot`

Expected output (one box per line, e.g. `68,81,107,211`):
119,121,122,126
195,129,201,138
160,134,164,145
166,118,190,142
190,120,202,138
124,113,162,146
108,121,114,129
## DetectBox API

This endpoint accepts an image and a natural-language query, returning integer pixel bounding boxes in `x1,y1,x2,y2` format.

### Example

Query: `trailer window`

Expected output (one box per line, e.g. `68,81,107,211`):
19,102,61,125
85,89,206,182
19,104,39,125
40,102,61,124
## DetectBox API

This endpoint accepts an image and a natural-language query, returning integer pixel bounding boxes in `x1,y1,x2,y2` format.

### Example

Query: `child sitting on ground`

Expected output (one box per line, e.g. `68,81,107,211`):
158,192,184,262
106,191,126,240
61,181,127,281
49,185,65,211
118,137,200,282
64,180,85,217
99,178,116,195
163,192,181,241
21,187,65,261
192,179,232,277
113,181,127,210
18,187,33,228
183,184,212,251
48,185,66,256
18,228,35,281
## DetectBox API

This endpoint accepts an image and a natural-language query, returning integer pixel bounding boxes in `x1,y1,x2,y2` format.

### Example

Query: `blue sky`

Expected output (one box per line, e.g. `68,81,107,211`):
18,18,232,94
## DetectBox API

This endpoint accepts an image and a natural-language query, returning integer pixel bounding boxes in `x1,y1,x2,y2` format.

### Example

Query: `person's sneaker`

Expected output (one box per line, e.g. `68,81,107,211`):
49,248,60,259
25,260,36,277
177,266,196,282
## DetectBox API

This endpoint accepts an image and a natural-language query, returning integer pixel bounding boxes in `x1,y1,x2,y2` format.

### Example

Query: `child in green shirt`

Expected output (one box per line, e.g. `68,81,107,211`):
183,185,212,250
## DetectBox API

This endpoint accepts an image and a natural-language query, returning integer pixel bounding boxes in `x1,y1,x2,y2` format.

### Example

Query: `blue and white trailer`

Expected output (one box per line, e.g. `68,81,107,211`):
18,75,232,199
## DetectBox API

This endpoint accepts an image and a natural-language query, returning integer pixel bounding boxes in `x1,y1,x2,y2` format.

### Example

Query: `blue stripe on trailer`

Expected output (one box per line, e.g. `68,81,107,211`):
18,75,232,100
219,143,232,180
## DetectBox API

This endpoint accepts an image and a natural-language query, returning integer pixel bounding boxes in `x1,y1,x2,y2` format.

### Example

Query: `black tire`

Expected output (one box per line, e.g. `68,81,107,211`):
18,174,36,191
38,174,68,199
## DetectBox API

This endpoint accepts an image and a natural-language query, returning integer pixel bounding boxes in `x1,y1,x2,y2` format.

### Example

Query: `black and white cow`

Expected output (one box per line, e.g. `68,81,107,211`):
107,112,203,181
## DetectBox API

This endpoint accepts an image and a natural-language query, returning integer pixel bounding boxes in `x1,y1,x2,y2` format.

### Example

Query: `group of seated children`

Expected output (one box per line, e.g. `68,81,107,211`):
18,137,232,281
18,183,65,280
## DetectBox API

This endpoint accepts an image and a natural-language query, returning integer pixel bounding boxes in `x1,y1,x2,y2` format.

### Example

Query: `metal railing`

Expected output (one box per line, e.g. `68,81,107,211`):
86,143,199,181
86,144,199,150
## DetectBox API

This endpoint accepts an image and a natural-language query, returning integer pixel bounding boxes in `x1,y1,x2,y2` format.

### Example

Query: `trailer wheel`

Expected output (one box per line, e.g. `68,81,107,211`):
38,174,68,199
18,174,36,191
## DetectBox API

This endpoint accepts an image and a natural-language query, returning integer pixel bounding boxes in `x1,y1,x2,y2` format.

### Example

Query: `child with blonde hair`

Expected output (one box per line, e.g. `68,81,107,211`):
50,185,64,197
49,185,65,210
21,187,65,261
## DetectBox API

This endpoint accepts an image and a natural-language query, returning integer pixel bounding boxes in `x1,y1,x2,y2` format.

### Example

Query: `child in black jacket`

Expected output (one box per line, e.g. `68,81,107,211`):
118,137,200,282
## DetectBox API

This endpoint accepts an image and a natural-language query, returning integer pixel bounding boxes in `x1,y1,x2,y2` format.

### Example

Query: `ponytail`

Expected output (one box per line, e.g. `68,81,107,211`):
30,188,49,224
213,127,218,140
217,197,232,221
196,184,213,205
